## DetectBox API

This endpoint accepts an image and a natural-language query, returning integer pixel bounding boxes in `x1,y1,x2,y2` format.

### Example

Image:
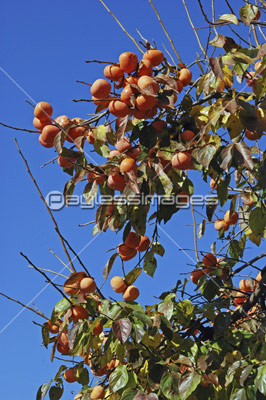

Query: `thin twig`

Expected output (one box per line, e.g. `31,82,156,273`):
181,0,208,59
224,0,235,14
49,249,73,273
149,0,183,63
84,60,114,65
233,253,266,275
0,292,48,319
97,0,144,54
252,24,260,46
21,253,73,304
162,43,177,67
15,138,76,273
40,156,58,169
211,0,218,36
257,24,266,41
78,221,96,227
59,231,105,300
28,265,69,279
0,121,39,133
191,202,200,262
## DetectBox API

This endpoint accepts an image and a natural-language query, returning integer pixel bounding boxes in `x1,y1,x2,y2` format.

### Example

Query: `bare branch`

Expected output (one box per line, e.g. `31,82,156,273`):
28,265,69,279
21,253,73,304
181,0,208,59
0,292,48,320
48,249,73,273
0,121,39,133
149,0,183,64
97,0,144,54
14,138,76,273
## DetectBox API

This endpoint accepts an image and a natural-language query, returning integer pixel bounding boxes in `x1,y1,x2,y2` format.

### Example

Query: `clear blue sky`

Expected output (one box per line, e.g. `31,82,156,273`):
1,0,262,398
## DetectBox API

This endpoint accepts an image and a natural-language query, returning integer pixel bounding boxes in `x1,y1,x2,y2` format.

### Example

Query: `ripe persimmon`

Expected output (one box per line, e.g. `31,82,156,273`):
151,120,167,133
79,277,97,293
135,94,157,111
119,52,138,73
47,320,61,334
107,174,126,191
41,125,60,144
136,236,150,252
178,68,192,86
64,368,77,383
91,78,111,99
123,285,140,301
67,118,87,143
71,305,89,323
123,75,139,87
33,117,51,131
224,211,238,225
58,156,74,168
180,130,195,142
64,272,87,294
104,64,124,81
87,171,105,185
138,59,153,76
54,115,70,128
239,279,252,292
87,131,95,144
172,152,192,170
39,135,53,148
125,230,141,249
214,219,229,232
57,342,69,354
143,49,164,66
109,100,131,118
90,385,106,400
245,129,261,140
92,95,112,109
34,101,53,121
118,243,137,261
92,322,103,335
233,292,247,306
202,253,217,268
120,158,137,174
110,276,127,293
190,269,205,284
177,191,190,207
175,80,183,93
57,331,69,347
120,85,137,106
115,137,132,153
137,75,159,95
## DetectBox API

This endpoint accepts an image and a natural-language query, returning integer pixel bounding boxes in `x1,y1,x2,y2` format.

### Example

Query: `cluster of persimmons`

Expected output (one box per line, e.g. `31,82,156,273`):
90,49,192,118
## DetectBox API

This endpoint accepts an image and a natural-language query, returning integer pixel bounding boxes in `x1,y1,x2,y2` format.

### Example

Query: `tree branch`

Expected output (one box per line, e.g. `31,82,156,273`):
15,138,76,273
0,292,48,319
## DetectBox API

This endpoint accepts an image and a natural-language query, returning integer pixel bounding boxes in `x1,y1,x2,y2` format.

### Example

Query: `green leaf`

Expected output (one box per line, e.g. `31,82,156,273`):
160,371,180,400
132,311,152,327
83,181,98,205
249,207,266,236
125,268,142,286
109,364,129,392
103,253,118,281
121,388,137,400
230,388,247,400
239,4,259,25
206,197,218,222
179,371,201,399
77,368,89,386
255,365,266,395
152,242,165,257
158,300,174,320
132,322,145,343
54,298,71,314
94,139,110,157
49,386,63,400
36,382,51,400
193,144,217,169
213,312,231,339
217,175,230,207
63,179,75,206
42,324,50,348
200,277,221,301
143,251,157,277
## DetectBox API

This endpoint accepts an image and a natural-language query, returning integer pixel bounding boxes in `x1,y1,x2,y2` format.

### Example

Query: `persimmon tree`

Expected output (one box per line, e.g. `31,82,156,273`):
3,0,266,399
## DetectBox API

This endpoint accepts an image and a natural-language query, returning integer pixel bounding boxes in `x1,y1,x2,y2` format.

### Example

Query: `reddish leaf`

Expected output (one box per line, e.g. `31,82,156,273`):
209,56,224,79
220,144,234,172
112,319,132,344
234,142,254,170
